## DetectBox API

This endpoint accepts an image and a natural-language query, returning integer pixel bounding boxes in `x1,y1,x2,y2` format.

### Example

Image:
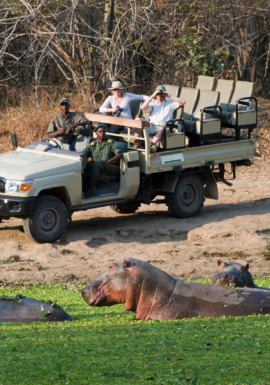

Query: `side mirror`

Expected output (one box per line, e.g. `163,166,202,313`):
11,132,18,148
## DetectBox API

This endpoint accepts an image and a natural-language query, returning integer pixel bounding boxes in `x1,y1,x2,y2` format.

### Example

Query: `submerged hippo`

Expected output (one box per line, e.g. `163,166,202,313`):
211,260,256,288
0,296,74,323
82,258,270,320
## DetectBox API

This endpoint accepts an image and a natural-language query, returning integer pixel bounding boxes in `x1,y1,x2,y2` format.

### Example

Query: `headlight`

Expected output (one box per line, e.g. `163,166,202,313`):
5,180,35,193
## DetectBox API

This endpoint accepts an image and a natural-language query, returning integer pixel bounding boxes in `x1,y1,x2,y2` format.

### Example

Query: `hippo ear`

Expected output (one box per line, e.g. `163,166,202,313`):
245,263,249,271
217,259,222,266
123,259,132,268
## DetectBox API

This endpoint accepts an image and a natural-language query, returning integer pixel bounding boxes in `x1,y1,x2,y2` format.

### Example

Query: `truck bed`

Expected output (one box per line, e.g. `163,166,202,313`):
142,139,255,174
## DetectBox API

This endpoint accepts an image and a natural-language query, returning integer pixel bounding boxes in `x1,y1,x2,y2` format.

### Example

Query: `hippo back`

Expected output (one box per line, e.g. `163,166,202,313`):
0,297,74,323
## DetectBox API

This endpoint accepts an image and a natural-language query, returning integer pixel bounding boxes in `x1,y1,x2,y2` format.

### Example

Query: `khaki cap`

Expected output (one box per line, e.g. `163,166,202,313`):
108,81,125,90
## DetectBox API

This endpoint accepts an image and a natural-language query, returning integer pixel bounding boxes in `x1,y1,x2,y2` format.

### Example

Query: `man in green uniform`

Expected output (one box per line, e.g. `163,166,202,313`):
47,98,89,150
83,124,123,198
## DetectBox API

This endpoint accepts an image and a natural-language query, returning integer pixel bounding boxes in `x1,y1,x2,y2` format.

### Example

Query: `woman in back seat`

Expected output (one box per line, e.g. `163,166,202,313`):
100,81,148,146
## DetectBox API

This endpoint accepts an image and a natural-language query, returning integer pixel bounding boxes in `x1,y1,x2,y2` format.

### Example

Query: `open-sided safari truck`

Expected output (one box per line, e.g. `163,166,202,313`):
0,99,255,243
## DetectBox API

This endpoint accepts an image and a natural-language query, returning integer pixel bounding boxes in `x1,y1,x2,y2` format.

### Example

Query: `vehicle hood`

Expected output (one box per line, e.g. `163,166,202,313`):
0,149,82,180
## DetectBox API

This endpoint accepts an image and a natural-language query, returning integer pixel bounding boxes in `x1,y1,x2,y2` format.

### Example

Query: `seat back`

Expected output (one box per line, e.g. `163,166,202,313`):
193,90,219,120
228,81,255,112
129,100,142,119
72,136,93,152
177,87,200,120
196,76,216,91
116,141,127,153
215,79,235,111
163,84,181,97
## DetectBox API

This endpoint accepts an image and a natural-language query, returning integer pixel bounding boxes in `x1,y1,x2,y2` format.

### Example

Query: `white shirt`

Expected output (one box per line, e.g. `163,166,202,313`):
99,92,148,120
147,99,180,126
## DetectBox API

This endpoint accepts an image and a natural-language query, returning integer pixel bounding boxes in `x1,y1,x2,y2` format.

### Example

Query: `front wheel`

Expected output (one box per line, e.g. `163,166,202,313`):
23,195,68,243
166,174,205,218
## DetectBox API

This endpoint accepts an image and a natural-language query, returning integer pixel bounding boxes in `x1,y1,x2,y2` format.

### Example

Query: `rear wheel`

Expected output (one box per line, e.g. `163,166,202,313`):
166,174,204,218
23,195,68,243
110,202,141,214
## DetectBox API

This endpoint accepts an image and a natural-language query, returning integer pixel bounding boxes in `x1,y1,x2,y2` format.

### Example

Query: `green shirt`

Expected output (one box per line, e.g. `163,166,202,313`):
83,138,121,162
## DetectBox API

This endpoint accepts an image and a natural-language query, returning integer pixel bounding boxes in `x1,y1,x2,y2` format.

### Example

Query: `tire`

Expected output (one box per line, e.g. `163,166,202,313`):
110,202,141,214
23,195,68,243
166,174,205,218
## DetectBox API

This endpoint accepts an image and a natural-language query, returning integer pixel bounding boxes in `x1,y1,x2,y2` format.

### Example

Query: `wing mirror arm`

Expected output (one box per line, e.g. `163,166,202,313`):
11,132,18,149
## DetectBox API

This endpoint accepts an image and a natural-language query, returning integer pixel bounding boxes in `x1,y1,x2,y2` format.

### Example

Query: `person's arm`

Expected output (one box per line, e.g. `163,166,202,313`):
46,119,67,138
82,144,93,159
99,96,118,114
104,152,123,165
124,93,149,101
141,91,160,113
164,93,186,106
66,119,89,132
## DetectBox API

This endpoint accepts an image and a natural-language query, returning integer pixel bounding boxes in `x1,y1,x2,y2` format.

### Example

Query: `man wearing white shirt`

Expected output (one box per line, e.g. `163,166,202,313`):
140,85,186,153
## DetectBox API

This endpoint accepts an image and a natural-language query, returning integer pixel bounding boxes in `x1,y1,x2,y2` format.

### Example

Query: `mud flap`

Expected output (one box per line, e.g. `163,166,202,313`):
201,167,218,200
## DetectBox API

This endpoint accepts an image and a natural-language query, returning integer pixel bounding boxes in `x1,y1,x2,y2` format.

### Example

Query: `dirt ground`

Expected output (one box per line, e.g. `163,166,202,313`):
0,157,270,286
0,97,270,286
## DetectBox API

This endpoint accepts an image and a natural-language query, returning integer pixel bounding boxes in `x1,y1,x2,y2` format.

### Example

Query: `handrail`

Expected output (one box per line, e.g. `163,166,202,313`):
235,96,257,140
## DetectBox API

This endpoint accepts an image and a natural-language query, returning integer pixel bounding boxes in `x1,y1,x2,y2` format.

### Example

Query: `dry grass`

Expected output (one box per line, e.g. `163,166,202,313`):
0,88,95,153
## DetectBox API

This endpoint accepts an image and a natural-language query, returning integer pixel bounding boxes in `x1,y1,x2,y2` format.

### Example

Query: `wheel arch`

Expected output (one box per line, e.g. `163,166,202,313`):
37,187,72,220
161,168,218,200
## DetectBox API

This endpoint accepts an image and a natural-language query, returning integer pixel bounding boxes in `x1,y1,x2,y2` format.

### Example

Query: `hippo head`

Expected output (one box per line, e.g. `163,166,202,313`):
81,258,142,311
211,259,255,288
82,258,175,318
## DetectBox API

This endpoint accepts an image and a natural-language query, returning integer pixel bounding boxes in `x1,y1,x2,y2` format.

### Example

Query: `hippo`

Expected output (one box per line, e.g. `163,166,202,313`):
211,260,257,288
0,296,74,323
81,258,270,320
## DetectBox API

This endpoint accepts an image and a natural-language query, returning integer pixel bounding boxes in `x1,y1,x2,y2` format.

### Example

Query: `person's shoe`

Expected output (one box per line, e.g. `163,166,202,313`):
150,142,157,153
83,187,94,199
133,140,144,149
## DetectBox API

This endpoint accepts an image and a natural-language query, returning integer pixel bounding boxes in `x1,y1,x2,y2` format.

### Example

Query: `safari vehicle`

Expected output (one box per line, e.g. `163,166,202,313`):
0,91,256,243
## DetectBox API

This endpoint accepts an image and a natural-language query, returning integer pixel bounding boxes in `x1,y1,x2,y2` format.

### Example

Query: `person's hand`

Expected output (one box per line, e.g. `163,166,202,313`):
109,107,119,113
58,127,67,134
100,160,107,164
152,91,160,97
164,92,171,98
66,123,76,132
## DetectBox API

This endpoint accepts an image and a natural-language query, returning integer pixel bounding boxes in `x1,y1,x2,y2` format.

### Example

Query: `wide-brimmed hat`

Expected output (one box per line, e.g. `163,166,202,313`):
108,81,125,90
59,98,70,105
156,85,166,92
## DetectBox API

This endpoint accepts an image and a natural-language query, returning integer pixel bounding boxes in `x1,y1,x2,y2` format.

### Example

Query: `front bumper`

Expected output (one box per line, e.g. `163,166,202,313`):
0,195,37,217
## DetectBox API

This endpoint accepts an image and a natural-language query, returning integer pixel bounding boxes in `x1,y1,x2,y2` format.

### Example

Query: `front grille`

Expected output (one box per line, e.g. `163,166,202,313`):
0,178,5,193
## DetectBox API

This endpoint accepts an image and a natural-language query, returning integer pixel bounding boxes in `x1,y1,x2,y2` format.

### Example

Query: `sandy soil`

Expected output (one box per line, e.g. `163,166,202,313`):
0,158,270,286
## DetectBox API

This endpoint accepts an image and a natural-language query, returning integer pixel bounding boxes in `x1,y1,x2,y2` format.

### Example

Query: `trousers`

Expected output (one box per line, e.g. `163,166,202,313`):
84,161,119,189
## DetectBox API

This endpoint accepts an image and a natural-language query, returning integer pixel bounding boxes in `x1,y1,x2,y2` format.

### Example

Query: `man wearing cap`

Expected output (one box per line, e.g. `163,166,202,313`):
140,86,186,152
46,98,89,150
82,124,123,198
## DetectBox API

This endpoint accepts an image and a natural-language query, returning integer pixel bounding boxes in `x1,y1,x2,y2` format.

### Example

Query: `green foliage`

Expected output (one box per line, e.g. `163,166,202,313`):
178,27,230,76
0,280,270,384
